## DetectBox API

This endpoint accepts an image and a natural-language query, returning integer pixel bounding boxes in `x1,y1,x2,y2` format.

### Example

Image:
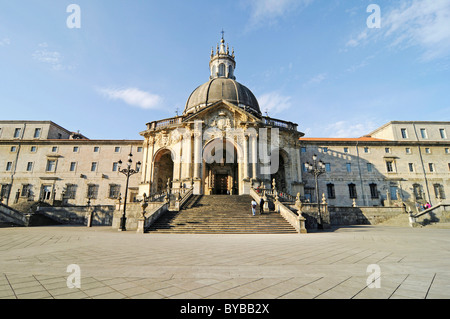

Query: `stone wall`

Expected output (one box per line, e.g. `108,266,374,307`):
329,206,405,225
37,205,115,226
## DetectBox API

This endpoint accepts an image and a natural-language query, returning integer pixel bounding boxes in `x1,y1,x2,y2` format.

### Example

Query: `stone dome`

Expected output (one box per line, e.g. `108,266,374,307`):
184,77,261,116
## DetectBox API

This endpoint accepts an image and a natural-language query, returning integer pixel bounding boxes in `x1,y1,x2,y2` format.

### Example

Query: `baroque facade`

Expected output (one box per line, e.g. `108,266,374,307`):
1,38,449,217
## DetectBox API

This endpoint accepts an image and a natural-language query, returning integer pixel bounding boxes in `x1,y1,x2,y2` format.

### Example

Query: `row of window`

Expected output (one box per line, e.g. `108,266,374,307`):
0,183,121,200
401,127,447,139
7,145,143,153
324,183,446,200
4,160,139,173
301,146,450,155
302,161,450,174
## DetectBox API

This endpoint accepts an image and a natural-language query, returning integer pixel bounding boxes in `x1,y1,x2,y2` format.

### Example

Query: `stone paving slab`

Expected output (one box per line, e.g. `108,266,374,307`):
0,225,449,300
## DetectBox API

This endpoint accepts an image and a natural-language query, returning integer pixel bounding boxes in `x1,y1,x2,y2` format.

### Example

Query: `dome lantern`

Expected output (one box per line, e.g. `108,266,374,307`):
209,36,236,80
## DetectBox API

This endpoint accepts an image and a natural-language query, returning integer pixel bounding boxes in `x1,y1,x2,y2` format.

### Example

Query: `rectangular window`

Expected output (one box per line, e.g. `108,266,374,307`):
73,146,79,152
112,162,118,172
10,146,16,152
109,184,120,199
33,128,41,138
91,162,97,172
301,163,307,172
346,163,351,173
408,163,414,172
420,128,427,139
46,160,56,172
52,146,58,152
343,147,349,153
434,184,446,199
367,163,373,172
348,183,357,199
31,146,37,152
405,147,411,154
94,146,99,152
21,184,32,197
327,183,335,199
369,183,378,199
439,129,447,139
14,128,21,138
6,162,12,171
115,147,121,153
445,148,449,154
87,184,99,199
322,147,328,153
401,128,408,139
1,184,11,198
425,148,431,154
364,147,369,153
385,148,391,153
386,161,394,172
325,163,331,172
26,162,33,172
137,147,143,152
429,163,434,172
66,184,77,199
301,147,306,153
70,162,77,172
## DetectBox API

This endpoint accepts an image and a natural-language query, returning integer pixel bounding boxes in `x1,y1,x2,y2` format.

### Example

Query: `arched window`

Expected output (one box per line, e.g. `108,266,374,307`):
218,63,225,77
211,65,216,77
228,65,233,78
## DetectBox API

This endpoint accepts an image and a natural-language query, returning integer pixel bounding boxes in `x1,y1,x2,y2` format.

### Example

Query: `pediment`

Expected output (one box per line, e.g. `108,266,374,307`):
182,100,261,128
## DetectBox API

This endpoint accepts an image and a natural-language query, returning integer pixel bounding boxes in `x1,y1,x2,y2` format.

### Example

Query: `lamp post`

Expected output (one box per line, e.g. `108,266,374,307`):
117,153,141,231
305,154,326,229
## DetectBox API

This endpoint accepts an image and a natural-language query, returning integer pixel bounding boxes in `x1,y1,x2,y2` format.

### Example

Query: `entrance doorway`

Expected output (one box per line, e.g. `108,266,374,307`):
153,149,174,193
214,174,228,194
204,138,239,195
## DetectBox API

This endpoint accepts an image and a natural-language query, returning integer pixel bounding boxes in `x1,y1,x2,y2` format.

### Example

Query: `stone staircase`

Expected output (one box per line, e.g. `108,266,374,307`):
147,195,297,234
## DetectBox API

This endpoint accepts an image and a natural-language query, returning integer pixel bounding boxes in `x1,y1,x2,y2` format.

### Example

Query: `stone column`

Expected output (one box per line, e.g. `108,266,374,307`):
243,135,249,180
193,131,202,179
251,132,258,180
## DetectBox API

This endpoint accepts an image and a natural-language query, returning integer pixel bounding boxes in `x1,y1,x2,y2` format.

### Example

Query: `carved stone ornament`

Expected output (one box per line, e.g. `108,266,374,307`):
209,110,233,130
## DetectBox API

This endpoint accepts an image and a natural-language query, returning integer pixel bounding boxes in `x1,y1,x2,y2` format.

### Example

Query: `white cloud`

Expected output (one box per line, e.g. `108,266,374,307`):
258,91,292,116
304,73,327,86
346,0,450,61
98,87,163,110
32,42,73,70
245,0,314,29
324,120,378,138
0,38,10,46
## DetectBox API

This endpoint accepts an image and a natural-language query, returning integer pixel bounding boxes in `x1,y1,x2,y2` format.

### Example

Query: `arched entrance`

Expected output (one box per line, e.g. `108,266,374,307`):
271,149,288,192
153,149,174,193
203,139,239,195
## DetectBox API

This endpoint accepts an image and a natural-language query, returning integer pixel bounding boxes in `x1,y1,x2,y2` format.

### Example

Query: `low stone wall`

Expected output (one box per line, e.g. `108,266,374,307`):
329,206,405,225
413,203,450,226
0,203,28,226
112,202,167,230
37,205,115,226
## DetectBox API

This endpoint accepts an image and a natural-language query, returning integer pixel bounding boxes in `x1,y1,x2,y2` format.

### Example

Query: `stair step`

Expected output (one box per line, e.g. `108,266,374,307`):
147,195,297,234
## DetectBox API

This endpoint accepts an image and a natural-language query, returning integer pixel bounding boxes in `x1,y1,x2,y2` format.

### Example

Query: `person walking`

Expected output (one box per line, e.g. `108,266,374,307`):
259,197,265,214
251,199,257,216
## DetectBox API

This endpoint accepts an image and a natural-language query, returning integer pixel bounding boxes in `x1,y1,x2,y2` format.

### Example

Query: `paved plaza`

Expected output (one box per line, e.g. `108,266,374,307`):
0,224,449,300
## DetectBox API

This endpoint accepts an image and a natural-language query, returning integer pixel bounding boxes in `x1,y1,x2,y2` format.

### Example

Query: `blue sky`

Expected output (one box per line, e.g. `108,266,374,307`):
1,0,449,139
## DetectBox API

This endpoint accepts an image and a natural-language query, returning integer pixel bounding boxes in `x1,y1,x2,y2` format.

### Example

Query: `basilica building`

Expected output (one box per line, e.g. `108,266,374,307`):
138,36,303,198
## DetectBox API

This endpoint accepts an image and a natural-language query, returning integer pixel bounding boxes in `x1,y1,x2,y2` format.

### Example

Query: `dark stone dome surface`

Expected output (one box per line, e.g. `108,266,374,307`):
184,78,260,115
